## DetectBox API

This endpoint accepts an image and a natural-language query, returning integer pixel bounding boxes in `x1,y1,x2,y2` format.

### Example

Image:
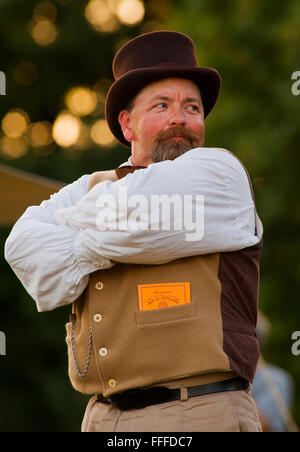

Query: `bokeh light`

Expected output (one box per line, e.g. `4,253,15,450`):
85,0,119,33
90,119,116,147
33,0,57,22
113,0,145,25
27,122,53,148
85,0,145,32
33,19,58,46
65,87,98,117
1,109,30,139
52,112,82,147
28,0,58,46
0,136,29,159
30,18,58,46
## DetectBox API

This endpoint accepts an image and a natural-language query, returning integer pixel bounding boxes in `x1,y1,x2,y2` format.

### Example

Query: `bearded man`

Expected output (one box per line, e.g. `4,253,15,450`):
5,31,263,432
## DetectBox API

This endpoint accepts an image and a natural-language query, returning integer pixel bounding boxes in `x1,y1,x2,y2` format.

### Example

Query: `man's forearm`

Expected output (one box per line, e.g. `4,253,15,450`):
88,170,118,191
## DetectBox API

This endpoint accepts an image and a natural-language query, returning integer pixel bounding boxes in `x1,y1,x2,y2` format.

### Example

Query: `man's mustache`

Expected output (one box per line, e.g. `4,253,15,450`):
154,126,200,145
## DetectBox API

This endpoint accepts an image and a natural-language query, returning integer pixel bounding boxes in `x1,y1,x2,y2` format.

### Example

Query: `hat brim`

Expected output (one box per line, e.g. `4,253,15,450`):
105,66,222,148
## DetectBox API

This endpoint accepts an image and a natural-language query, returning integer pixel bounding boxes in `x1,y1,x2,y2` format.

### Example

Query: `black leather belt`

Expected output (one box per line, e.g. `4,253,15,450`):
97,377,249,411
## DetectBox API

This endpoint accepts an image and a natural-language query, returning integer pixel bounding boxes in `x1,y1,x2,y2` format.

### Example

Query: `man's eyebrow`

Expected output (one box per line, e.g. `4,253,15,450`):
149,95,202,104
149,95,171,103
184,97,202,105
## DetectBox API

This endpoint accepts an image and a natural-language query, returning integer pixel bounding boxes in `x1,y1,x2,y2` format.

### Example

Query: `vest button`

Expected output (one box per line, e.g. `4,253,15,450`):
99,347,108,357
108,379,116,388
95,281,104,291
94,314,103,323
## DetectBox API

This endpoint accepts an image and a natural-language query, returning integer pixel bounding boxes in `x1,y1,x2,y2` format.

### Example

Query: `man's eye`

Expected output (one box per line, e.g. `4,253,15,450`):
187,105,199,112
155,103,168,109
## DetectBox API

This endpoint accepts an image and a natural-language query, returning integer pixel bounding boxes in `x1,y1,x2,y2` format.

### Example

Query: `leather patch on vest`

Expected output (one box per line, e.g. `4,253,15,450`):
138,282,191,311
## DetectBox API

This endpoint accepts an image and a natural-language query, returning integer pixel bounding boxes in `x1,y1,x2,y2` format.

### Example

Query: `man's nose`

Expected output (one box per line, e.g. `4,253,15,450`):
168,106,186,126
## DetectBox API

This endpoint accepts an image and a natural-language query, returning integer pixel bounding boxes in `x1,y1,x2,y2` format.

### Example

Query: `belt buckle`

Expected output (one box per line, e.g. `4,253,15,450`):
110,389,144,411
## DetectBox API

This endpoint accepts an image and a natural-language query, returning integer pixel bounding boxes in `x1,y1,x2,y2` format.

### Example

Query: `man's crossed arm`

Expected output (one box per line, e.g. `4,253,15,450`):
5,148,262,312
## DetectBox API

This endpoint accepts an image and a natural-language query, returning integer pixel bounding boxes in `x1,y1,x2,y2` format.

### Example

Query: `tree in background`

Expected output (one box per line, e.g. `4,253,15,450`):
0,0,299,431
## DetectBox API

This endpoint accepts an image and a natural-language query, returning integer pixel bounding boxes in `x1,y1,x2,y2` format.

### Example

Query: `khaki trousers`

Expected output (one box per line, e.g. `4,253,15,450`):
81,388,262,432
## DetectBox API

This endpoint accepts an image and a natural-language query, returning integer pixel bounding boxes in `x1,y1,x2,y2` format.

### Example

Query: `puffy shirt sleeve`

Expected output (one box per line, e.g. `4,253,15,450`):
4,174,114,312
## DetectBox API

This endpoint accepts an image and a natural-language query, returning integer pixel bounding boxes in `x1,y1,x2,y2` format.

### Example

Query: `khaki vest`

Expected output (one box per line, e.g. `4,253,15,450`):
66,162,263,397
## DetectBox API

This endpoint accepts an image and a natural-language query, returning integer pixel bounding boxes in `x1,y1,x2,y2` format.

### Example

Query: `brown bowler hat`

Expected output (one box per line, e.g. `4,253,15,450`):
105,31,222,148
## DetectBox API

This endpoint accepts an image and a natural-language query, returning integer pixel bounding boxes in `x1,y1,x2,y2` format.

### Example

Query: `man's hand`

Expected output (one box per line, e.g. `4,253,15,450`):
88,170,118,191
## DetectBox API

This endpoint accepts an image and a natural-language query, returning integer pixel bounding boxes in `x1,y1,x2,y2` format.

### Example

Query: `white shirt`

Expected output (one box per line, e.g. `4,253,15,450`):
5,147,263,312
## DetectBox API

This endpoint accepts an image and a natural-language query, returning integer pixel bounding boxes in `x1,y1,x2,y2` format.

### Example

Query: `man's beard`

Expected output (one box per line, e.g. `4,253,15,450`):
150,126,202,163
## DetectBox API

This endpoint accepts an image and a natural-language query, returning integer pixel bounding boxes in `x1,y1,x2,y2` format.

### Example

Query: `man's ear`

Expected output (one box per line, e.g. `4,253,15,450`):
118,110,134,143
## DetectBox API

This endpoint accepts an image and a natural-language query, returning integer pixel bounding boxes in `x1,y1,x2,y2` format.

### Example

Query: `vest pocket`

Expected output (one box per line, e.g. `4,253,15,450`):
135,302,197,325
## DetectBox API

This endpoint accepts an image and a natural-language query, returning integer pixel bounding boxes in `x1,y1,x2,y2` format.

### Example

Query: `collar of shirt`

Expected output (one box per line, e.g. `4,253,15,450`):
118,156,133,167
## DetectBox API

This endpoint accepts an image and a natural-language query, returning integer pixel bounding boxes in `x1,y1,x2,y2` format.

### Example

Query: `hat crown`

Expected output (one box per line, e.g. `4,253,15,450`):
113,31,199,80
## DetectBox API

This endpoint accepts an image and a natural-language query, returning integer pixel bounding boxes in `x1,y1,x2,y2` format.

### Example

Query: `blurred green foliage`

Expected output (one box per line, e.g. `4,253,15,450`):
0,0,299,432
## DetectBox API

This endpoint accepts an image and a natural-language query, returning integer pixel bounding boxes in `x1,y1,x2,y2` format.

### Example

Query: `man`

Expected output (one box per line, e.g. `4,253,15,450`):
5,31,263,432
